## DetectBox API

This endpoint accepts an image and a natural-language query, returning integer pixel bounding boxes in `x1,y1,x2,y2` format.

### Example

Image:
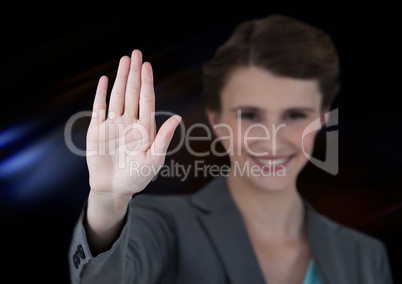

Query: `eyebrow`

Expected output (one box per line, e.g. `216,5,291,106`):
230,106,316,113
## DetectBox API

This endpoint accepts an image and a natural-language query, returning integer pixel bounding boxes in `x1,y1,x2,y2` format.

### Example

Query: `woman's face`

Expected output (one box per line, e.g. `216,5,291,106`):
207,66,326,192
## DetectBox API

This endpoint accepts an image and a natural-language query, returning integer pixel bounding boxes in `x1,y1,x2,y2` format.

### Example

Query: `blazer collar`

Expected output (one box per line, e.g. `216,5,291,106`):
191,177,266,284
191,176,357,284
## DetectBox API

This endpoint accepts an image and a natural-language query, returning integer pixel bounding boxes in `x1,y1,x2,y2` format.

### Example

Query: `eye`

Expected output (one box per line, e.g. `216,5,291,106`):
285,111,307,120
239,111,259,121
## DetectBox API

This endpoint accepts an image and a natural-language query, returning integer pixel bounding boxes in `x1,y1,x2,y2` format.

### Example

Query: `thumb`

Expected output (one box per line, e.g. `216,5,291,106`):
149,115,182,158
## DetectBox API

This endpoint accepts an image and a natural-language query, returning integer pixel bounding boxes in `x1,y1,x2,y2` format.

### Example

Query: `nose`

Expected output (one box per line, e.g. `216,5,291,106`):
267,122,287,155
243,121,287,156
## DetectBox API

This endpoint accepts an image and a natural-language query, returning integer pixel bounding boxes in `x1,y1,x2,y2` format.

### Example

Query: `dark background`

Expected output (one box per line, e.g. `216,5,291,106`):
1,1,401,283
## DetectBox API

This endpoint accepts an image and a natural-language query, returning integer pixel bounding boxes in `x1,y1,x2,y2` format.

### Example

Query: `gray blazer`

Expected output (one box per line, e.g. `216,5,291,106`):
68,176,393,283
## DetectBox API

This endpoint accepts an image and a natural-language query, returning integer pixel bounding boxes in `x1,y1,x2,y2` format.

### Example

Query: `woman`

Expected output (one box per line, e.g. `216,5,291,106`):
68,14,393,283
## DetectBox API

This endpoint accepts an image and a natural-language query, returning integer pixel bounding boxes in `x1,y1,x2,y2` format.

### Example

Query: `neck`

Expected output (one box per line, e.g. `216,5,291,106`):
226,172,306,243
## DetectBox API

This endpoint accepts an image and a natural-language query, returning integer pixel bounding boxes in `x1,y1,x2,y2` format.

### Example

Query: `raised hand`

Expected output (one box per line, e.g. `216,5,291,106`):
86,49,181,200
84,50,181,253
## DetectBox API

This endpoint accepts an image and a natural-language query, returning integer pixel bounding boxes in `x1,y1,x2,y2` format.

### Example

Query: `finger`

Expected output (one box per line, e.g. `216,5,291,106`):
108,56,131,117
150,115,182,157
90,75,108,125
124,49,142,119
139,62,156,140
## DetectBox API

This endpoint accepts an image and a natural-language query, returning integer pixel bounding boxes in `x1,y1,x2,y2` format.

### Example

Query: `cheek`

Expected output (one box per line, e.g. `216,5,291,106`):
297,128,318,154
282,123,317,150
212,118,240,153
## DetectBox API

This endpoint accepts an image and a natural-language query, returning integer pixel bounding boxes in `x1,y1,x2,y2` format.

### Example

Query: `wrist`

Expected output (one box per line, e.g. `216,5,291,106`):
88,190,132,209
86,190,131,231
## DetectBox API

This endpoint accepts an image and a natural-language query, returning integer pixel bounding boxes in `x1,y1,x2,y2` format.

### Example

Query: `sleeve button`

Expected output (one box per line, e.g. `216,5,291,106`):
77,244,86,259
73,253,81,269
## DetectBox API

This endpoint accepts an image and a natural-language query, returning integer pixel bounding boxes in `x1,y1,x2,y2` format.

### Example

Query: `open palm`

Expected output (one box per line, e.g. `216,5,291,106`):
86,49,181,199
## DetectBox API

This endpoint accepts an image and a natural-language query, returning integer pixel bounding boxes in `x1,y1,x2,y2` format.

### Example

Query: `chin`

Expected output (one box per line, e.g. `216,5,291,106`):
247,174,294,193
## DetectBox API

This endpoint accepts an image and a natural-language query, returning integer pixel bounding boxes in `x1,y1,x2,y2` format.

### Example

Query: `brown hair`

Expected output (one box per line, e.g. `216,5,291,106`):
201,14,340,111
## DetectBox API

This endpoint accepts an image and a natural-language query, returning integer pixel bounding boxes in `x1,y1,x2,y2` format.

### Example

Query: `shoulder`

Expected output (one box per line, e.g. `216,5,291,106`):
129,177,227,214
310,207,387,253
310,208,393,283
127,178,216,217
340,224,385,251
130,190,193,212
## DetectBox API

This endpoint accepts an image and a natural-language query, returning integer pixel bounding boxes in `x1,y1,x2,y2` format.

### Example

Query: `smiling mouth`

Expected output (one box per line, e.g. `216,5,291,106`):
249,155,294,169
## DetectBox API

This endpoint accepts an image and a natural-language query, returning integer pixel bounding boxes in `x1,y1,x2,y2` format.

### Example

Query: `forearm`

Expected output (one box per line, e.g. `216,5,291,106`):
85,190,131,255
69,194,175,284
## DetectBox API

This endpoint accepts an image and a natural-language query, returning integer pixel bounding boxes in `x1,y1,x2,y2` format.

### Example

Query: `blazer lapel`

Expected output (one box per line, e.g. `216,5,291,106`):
191,177,266,284
304,200,358,284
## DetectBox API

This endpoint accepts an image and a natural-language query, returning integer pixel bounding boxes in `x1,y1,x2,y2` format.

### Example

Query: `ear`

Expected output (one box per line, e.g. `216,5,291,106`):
205,109,222,137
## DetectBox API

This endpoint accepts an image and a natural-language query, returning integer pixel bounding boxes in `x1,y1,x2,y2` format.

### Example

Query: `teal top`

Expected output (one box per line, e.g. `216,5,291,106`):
303,259,323,284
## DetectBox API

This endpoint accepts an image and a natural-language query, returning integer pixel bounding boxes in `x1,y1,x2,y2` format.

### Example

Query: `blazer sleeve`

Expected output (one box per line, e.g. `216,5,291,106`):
68,194,177,284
